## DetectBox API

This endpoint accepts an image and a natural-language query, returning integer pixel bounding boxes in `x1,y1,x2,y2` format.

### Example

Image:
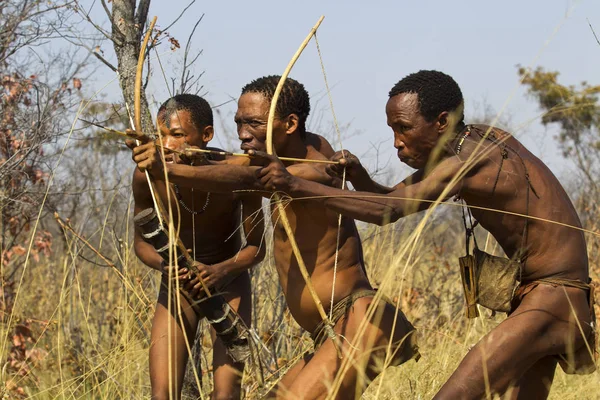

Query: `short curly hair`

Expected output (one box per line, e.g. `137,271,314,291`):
241,75,310,133
157,94,213,130
389,70,464,123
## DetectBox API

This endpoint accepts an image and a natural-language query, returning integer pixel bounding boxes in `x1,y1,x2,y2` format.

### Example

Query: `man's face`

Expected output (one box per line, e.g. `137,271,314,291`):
157,109,210,161
386,93,440,169
235,92,288,154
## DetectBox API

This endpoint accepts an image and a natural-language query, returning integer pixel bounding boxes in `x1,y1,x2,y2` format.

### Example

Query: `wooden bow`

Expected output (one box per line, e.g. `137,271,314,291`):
266,16,343,359
132,16,212,298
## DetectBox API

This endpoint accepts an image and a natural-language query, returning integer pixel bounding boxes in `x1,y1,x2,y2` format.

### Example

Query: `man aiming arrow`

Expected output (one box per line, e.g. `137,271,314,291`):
253,70,597,399
130,94,265,400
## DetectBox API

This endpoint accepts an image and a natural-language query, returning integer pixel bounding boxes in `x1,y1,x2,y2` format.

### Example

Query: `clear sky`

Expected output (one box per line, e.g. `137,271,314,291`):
87,0,600,181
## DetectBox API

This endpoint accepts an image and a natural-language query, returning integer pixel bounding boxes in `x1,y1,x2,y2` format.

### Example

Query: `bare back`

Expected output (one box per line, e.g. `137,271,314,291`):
460,125,588,282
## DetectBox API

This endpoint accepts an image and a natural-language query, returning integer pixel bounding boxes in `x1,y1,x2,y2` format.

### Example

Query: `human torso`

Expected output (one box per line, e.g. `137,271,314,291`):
271,143,371,332
460,124,588,281
152,172,243,266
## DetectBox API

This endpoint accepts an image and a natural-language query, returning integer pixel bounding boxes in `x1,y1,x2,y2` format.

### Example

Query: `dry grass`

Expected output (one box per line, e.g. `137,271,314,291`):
1,204,598,399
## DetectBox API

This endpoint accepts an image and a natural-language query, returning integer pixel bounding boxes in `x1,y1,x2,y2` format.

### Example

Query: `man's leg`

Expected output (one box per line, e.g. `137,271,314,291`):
507,356,557,400
273,296,417,400
211,272,252,400
434,284,592,400
150,275,201,400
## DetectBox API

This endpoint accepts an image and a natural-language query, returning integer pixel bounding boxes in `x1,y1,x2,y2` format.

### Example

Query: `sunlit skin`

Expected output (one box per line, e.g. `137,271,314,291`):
129,92,419,399
131,109,265,400
255,91,594,399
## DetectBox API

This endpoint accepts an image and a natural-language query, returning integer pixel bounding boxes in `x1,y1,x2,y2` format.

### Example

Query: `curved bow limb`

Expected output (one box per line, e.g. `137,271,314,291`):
132,16,214,299
266,15,343,359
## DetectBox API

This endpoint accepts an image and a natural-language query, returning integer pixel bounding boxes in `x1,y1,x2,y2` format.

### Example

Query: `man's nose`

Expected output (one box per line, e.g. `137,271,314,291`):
160,137,178,152
394,138,405,150
238,129,253,141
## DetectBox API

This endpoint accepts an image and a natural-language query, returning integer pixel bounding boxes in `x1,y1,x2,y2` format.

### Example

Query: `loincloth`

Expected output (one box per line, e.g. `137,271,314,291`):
310,289,420,366
510,277,597,374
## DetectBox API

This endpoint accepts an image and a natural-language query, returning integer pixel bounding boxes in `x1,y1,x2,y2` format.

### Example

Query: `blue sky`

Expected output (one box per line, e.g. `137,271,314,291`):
87,0,600,181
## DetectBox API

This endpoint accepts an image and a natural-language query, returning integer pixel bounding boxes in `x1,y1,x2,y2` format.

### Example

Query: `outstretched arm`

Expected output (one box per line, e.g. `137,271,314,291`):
129,140,341,196
256,152,473,225
129,140,264,193
326,150,422,194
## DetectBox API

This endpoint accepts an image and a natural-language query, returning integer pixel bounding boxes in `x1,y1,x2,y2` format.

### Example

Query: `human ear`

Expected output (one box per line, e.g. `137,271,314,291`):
437,111,449,135
202,125,214,143
284,114,300,135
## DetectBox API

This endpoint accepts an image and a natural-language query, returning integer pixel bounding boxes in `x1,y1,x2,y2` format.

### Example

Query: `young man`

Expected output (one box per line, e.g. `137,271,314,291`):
130,76,420,399
131,94,265,400
255,70,597,399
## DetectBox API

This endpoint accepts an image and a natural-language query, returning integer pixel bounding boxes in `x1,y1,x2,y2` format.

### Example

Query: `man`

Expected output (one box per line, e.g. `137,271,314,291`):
130,94,265,400
255,70,597,399
130,76,420,399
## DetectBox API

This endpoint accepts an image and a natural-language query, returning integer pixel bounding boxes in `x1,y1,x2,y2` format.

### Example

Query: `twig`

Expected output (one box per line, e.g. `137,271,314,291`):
161,0,197,33
54,212,149,307
179,14,204,94
588,19,600,46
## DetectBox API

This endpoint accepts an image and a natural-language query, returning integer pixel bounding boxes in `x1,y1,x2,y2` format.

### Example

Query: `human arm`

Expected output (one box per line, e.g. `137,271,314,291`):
129,140,264,193
325,150,398,193
132,168,167,271
256,152,473,225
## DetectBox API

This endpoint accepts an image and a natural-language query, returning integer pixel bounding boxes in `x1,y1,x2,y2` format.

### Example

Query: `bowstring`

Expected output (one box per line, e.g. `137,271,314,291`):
314,33,347,322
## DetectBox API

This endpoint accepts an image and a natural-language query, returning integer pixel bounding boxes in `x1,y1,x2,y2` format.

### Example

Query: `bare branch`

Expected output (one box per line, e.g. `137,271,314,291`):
161,0,197,33
100,0,112,20
588,19,600,47
179,14,204,94
135,0,151,31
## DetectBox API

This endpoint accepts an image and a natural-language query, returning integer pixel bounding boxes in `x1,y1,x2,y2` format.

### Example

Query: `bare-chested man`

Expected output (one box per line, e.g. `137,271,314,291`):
130,76,419,399
130,94,265,400
254,70,597,399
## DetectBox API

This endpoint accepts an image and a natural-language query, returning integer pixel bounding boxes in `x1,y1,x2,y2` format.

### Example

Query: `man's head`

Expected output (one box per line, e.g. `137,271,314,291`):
156,94,214,155
235,75,310,154
387,70,464,169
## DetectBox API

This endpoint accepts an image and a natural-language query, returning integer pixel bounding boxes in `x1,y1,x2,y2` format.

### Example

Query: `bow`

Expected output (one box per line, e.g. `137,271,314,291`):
266,15,343,359
132,16,209,292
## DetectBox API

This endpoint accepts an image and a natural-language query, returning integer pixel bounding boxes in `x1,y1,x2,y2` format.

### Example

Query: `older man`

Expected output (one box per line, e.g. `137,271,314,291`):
255,70,597,399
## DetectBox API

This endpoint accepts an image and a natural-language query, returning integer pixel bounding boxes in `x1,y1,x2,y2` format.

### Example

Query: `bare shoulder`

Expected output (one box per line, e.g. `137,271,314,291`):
306,132,335,158
457,125,523,193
